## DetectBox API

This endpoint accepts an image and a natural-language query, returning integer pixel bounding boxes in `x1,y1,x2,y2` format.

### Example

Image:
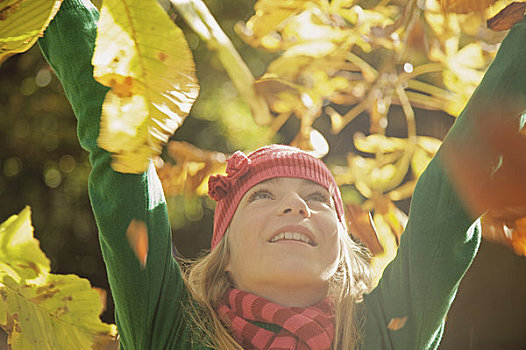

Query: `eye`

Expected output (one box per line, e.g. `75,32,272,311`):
248,189,274,202
307,191,329,204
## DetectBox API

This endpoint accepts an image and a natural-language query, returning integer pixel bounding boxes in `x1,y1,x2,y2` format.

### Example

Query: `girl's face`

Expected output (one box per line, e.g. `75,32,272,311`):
225,177,340,302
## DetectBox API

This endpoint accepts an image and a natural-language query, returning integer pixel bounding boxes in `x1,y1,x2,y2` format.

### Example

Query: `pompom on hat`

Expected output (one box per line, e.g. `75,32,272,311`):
208,144,345,250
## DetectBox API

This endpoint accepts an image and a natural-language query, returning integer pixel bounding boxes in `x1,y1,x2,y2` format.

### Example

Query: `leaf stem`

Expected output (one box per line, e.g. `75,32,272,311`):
169,0,271,125
407,79,452,100
332,97,370,134
396,84,416,145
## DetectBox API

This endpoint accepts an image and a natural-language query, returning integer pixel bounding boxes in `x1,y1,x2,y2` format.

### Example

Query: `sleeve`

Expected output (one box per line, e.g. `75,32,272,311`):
38,1,194,348
361,15,526,350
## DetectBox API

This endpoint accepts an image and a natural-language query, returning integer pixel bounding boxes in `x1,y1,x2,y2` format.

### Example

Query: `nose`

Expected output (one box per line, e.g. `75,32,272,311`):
278,193,311,218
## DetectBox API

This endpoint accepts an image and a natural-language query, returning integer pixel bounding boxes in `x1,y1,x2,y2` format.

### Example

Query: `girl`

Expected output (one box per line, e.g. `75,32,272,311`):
38,0,526,348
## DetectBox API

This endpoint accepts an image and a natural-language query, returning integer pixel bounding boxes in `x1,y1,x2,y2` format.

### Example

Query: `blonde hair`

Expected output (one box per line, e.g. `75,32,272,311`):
180,222,373,349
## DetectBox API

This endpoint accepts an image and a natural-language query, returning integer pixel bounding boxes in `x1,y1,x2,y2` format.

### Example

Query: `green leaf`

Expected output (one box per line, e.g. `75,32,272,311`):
93,0,200,173
0,0,63,65
0,208,117,350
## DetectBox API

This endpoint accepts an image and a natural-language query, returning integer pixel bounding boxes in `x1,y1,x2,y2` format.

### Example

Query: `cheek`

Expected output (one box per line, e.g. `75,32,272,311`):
316,210,340,236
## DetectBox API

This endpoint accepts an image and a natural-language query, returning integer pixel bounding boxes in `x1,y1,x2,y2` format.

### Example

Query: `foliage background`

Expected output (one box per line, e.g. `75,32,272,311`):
0,0,525,348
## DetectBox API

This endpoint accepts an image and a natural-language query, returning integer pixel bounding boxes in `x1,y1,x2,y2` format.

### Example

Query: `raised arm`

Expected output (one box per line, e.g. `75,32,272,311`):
362,16,526,350
38,0,193,348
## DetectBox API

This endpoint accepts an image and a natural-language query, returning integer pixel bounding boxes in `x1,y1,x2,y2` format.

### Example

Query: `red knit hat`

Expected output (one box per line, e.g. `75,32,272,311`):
208,144,345,250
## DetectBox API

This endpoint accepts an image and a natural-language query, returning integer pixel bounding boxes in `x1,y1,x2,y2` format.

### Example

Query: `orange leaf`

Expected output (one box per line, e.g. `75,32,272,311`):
487,2,526,31
387,316,407,331
512,217,526,256
442,106,526,217
439,0,495,14
126,219,149,268
481,209,526,256
346,204,383,255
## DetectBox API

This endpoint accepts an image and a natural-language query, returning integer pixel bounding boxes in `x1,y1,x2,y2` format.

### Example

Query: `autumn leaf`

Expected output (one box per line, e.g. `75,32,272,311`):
353,133,407,154
442,108,526,216
481,209,526,256
157,141,226,196
438,0,496,14
350,134,412,195
513,217,526,255
93,0,199,173
429,37,488,116
0,0,63,65
0,207,50,283
369,212,400,287
0,208,117,350
1,275,117,350
235,0,319,50
346,204,383,255
487,2,526,31
126,219,149,268
411,136,441,177
387,316,408,330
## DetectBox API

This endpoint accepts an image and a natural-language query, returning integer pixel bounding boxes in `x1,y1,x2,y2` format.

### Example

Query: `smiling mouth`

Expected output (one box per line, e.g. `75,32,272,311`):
268,232,317,246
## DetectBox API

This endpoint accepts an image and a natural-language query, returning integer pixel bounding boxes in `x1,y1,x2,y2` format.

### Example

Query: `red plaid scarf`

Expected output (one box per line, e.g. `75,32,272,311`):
217,288,335,350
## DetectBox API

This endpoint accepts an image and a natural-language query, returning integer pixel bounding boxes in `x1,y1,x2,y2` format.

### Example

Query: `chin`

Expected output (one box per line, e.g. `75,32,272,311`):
267,266,326,284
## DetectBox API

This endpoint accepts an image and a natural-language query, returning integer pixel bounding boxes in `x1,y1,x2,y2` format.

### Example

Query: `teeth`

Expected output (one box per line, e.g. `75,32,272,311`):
269,232,314,245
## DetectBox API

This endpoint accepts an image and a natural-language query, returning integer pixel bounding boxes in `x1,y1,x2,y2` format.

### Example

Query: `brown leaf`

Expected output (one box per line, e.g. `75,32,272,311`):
347,204,383,255
387,316,407,331
126,219,148,268
487,2,526,31
92,287,108,315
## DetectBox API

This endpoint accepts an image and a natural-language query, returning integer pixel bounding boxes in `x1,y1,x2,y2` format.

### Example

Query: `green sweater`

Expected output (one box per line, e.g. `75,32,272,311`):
39,1,526,348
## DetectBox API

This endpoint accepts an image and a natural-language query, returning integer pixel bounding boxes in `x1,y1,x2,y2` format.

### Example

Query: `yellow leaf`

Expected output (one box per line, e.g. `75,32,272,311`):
280,7,350,45
424,0,462,38
236,0,321,50
0,208,117,349
439,0,496,14
417,135,442,154
0,207,50,283
2,274,117,350
282,41,339,58
370,213,399,286
158,141,226,196
353,133,407,154
411,147,432,178
453,41,485,65
387,180,417,201
0,0,63,65
429,37,489,115
93,0,199,173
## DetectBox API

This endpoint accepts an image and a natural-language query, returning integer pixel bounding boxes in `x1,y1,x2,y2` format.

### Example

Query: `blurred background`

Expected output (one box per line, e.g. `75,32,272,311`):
1,0,526,348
